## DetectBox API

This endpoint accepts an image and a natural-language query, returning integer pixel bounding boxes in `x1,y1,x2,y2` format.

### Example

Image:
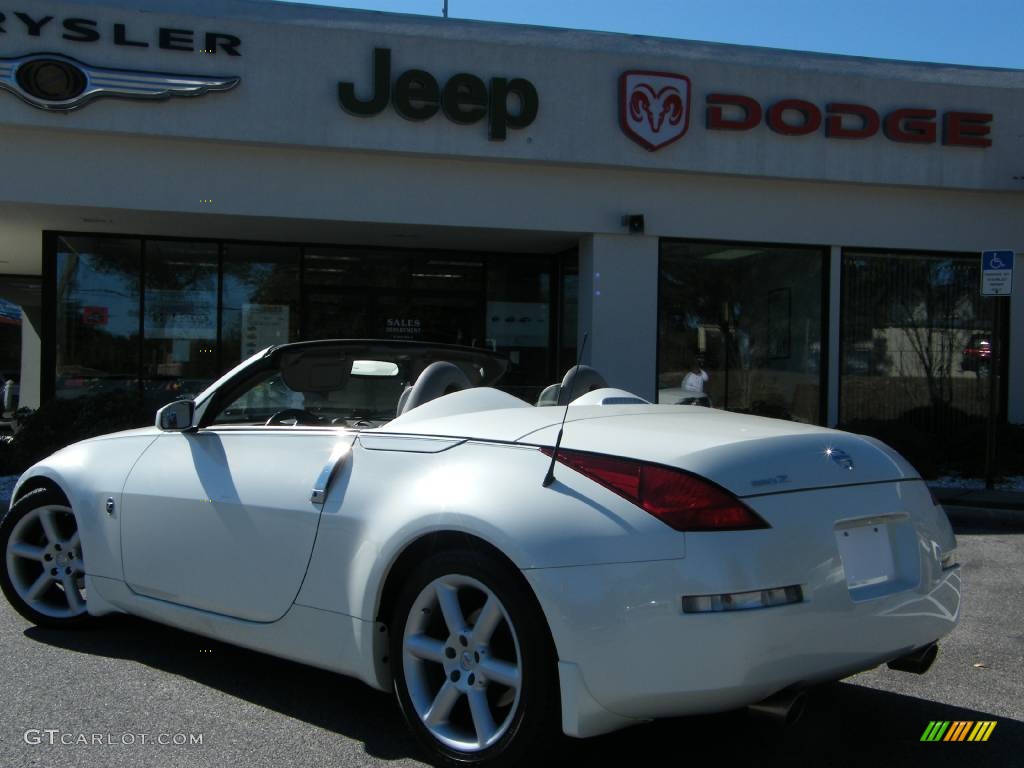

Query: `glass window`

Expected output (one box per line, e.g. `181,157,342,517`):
0,298,22,387
222,244,300,367
143,241,219,405
209,342,506,427
213,370,317,425
302,248,485,345
409,255,485,346
486,255,553,402
212,366,407,427
658,241,826,424
49,235,566,411
840,250,996,432
557,253,579,380
55,236,141,399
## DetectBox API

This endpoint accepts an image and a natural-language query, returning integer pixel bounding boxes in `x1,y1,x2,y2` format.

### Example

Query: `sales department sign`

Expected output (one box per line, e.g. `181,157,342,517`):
0,52,239,111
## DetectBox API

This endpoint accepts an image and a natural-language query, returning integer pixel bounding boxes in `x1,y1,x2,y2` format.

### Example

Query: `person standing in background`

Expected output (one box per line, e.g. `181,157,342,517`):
2,378,15,416
681,353,709,394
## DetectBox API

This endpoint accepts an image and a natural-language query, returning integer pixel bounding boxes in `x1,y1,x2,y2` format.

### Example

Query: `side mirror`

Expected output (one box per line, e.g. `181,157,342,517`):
156,400,196,432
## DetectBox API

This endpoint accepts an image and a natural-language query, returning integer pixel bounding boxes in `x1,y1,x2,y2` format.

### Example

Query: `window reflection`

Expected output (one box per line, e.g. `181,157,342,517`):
0,298,20,387
486,256,552,403
558,256,579,380
302,248,485,346
222,244,300,362
658,241,826,423
143,241,219,404
840,250,995,431
55,236,141,399
212,367,405,426
51,235,566,408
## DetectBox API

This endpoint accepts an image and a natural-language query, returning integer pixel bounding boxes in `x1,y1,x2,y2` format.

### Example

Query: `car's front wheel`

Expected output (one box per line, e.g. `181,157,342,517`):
390,549,559,767
0,487,93,628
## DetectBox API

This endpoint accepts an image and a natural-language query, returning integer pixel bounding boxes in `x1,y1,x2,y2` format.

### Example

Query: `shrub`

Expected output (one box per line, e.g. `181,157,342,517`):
840,405,1024,480
0,393,153,475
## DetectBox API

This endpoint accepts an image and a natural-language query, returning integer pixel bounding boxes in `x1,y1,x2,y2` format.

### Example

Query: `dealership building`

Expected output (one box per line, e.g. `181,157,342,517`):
1,0,1021,432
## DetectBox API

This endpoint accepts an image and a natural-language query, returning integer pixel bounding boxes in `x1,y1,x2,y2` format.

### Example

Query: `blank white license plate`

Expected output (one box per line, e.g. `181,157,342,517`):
836,524,896,588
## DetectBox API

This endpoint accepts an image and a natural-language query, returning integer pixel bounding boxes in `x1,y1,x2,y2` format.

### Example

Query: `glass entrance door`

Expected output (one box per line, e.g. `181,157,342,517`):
658,240,827,424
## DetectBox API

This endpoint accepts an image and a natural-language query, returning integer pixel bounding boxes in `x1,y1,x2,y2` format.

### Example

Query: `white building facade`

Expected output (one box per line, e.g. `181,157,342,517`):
0,0,1021,432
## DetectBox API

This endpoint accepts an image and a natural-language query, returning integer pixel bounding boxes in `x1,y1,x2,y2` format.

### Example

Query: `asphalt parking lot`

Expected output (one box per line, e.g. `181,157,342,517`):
0,510,1020,768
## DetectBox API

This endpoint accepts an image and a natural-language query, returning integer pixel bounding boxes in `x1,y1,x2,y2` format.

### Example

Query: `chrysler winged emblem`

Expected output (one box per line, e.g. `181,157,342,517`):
0,52,239,112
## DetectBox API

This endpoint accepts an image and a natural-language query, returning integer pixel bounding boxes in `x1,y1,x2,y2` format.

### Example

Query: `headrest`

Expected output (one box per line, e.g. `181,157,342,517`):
399,361,473,414
536,383,561,407
557,365,608,406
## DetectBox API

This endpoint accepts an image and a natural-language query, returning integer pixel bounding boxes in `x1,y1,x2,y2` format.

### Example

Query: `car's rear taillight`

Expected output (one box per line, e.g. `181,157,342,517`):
540,447,769,531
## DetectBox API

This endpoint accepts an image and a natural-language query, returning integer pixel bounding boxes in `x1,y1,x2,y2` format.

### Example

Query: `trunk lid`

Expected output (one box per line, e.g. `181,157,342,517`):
516,406,919,497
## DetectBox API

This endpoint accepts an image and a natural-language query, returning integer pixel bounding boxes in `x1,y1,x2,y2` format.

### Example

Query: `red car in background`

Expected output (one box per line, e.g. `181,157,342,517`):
961,334,992,374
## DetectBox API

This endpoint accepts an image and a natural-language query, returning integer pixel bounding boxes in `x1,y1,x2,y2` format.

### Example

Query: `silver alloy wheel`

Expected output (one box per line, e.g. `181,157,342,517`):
4,504,86,618
402,574,523,752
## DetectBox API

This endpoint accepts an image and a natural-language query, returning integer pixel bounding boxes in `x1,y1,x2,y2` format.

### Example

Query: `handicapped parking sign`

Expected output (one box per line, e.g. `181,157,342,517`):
981,250,1014,296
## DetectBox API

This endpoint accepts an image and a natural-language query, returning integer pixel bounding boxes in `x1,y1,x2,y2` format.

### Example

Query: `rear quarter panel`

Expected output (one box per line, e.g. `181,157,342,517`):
296,438,687,621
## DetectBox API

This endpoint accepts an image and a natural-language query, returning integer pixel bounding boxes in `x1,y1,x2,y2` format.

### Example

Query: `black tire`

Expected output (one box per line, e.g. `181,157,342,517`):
0,487,96,629
390,548,561,767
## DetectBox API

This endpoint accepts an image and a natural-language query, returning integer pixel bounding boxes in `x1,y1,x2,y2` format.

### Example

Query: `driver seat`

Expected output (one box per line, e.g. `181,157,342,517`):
397,361,473,416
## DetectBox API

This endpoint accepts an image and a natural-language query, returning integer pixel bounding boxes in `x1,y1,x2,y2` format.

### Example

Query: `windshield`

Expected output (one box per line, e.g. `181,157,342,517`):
213,369,402,425
208,340,510,428
194,347,272,406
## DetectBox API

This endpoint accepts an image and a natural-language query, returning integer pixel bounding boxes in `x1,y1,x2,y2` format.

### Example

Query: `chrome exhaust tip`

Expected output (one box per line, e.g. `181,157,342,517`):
747,688,807,727
887,642,938,675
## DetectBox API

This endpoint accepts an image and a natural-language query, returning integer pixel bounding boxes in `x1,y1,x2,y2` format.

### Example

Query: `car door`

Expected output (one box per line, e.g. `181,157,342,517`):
121,427,353,622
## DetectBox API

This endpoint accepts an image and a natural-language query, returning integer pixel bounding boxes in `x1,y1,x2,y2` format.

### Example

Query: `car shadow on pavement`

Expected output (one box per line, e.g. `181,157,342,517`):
24,615,420,763
577,682,1022,767
952,521,1024,535
25,616,1023,767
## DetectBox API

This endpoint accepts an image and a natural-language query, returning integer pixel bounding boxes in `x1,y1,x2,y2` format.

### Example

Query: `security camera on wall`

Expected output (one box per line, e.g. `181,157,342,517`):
622,214,645,234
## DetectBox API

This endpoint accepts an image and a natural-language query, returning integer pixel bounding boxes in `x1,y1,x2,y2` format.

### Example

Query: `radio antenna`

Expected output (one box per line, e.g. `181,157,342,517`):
542,331,589,487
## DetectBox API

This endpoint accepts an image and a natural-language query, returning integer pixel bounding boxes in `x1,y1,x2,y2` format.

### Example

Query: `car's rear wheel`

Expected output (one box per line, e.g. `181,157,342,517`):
0,487,93,628
390,549,559,767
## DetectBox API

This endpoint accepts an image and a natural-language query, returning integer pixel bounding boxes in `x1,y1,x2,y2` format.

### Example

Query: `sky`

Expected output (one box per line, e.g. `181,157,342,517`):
277,0,1024,70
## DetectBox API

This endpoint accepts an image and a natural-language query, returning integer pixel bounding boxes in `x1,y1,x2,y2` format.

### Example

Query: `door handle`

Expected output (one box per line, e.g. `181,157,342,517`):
311,439,354,504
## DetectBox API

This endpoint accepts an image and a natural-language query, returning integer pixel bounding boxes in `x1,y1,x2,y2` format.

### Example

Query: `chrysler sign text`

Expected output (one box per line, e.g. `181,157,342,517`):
0,11,241,55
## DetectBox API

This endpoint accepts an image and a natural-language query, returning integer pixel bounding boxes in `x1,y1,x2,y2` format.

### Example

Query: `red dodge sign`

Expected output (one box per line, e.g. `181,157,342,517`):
620,70,993,151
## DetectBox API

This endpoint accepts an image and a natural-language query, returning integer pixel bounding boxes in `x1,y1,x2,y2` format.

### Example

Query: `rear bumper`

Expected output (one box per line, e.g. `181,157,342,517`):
525,482,961,738
528,559,960,737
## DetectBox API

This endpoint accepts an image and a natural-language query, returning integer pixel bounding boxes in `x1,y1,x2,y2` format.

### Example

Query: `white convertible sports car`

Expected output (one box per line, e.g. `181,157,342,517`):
1,340,960,766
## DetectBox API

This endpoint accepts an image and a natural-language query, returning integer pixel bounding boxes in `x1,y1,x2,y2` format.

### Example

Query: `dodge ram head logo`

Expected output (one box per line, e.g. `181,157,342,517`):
0,52,239,111
619,71,691,151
